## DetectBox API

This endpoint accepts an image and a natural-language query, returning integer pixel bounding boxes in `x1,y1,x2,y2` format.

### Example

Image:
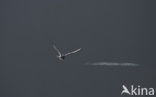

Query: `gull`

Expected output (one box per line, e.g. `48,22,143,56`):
121,85,131,95
53,44,82,60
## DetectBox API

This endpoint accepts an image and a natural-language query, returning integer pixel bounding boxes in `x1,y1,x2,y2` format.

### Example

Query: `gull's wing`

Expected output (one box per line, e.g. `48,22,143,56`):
53,45,61,56
65,48,82,56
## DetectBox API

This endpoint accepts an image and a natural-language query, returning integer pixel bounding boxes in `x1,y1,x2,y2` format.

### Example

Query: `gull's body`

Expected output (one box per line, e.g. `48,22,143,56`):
57,54,66,60
53,45,81,60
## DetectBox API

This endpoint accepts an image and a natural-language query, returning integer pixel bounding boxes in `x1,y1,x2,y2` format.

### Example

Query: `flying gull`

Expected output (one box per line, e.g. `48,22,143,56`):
53,44,81,60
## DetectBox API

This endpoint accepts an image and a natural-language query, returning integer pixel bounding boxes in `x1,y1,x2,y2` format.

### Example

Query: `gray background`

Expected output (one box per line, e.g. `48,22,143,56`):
1,0,156,97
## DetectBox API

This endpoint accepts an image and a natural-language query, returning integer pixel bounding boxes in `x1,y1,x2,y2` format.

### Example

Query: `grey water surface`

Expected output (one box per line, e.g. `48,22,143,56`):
1,0,156,97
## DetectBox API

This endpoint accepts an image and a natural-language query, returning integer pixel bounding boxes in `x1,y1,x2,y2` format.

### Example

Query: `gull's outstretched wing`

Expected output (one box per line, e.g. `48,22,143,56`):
65,48,82,56
53,45,61,56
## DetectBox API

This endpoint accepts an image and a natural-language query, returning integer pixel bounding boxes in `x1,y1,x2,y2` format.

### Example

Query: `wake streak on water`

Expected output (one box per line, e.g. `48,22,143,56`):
86,62,139,66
